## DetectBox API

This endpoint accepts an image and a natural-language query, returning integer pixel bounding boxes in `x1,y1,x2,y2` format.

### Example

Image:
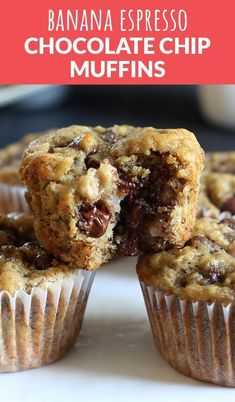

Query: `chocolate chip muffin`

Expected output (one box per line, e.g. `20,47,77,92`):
0,212,94,372
0,134,40,186
199,152,235,217
137,216,235,386
20,125,204,270
0,131,54,213
0,212,76,292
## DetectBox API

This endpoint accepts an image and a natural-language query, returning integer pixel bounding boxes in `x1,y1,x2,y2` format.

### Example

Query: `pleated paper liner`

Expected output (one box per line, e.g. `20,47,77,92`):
0,183,30,213
140,282,235,387
0,269,95,372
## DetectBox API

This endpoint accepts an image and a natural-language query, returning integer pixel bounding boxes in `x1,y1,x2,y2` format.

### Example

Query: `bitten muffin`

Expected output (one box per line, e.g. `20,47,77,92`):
20,125,204,270
0,131,54,213
137,216,235,386
199,152,235,218
0,213,94,372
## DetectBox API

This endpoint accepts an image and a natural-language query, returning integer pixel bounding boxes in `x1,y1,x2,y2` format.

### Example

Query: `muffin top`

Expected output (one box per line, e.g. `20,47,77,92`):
21,124,203,172
0,213,80,294
19,124,204,269
0,131,53,185
137,216,235,304
206,152,235,174
199,152,235,218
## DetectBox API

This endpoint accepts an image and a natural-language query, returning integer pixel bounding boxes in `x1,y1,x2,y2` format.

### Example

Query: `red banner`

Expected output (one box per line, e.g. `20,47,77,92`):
0,0,234,84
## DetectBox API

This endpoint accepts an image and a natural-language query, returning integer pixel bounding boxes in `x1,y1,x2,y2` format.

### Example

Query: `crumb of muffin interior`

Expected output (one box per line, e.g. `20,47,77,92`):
20,125,204,270
0,213,80,294
137,216,235,305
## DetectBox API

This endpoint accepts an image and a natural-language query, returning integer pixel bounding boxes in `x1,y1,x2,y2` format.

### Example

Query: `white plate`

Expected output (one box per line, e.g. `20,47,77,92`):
0,257,234,401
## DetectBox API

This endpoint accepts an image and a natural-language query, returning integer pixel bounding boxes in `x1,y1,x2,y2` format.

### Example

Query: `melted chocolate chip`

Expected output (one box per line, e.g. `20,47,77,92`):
117,171,137,196
118,236,139,256
86,157,101,169
0,230,17,247
1,238,53,270
175,277,187,287
115,156,180,255
118,179,136,196
19,242,41,264
21,241,40,252
57,136,81,150
221,196,235,214
207,265,224,284
187,236,220,250
125,199,147,229
35,253,53,270
220,218,235,229
79,202,111,238
191,236,212,244
1,245,19,258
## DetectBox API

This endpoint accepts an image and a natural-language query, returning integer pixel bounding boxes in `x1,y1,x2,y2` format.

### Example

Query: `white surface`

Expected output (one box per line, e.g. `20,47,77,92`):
0,257,234,402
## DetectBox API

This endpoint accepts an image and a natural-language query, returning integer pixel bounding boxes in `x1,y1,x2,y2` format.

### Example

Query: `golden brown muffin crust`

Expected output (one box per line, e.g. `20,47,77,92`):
137,217,235,305
0,213,80,294
199,152,235,218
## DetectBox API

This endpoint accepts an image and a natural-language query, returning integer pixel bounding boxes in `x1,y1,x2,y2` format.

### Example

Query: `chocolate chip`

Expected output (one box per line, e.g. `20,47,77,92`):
101,130,117,147
221,196,235,214
1,245,19,258
80,202,111,238
35,253,53,270
118,236,139,256
207,265,224,284
56,136,81,150
175,277,187,287
18,242,41,264
86,157,101,169
66,137,82,150
117,171,136,196
21,241,40,252
220,218,235,229
191,236,212,244
187,236,220,250
0,230,17,247
118,179,136,195
161,188,177,206
125,199,147,229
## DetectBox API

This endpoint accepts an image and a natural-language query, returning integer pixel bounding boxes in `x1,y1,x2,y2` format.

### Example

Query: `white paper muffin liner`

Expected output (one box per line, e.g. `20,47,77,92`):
0,183,30,213
140,281,235,387
0,269,95,372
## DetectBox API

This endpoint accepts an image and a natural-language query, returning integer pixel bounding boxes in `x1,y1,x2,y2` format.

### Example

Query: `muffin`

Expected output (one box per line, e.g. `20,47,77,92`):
199,152,235,218
0,131,54,213
137,216,235,386
0,212,95,372
20,124,204,270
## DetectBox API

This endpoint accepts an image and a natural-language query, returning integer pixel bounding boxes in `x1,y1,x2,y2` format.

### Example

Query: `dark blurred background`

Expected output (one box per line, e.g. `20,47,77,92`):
0,85,234,151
